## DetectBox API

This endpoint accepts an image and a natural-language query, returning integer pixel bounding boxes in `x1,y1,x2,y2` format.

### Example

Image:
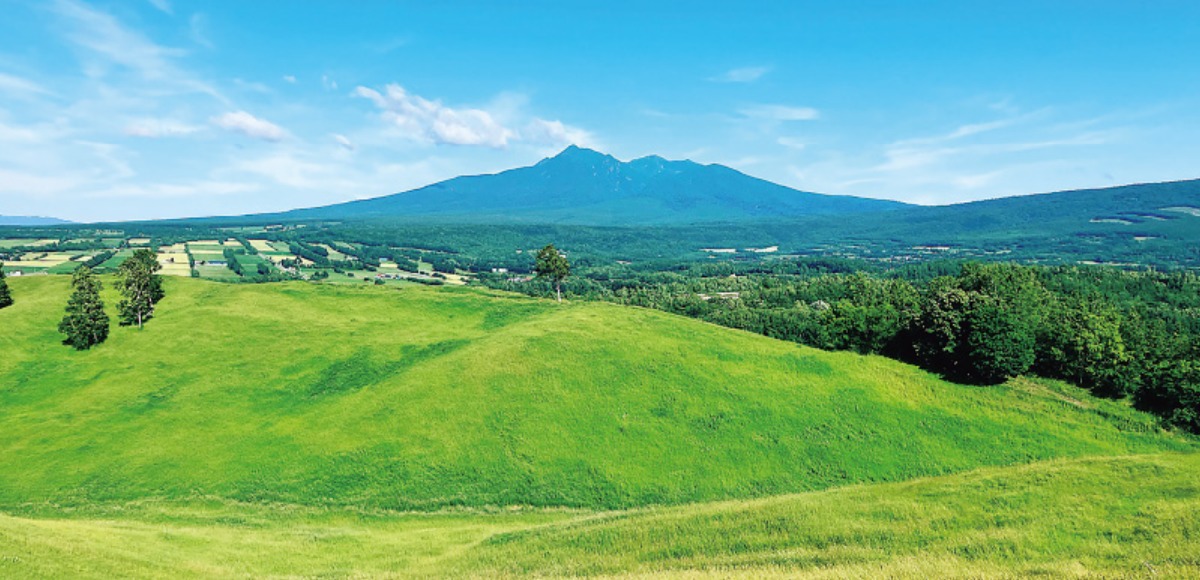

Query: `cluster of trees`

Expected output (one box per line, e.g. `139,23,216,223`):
487,258,1200,433
57,249,165,350
223,247,246,276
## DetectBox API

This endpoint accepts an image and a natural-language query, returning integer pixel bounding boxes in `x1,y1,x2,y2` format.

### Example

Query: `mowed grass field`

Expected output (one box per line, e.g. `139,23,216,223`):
0,276,1196,576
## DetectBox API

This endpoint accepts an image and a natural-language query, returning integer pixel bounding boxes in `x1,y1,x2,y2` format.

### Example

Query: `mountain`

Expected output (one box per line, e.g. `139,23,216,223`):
857,178,1200,238
267,146,909,225
0,215,72,226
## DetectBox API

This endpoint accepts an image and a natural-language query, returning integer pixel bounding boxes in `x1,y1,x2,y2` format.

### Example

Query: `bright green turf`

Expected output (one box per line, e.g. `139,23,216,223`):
449,452,1200,577
0,276,1191,514
0,454,1195,578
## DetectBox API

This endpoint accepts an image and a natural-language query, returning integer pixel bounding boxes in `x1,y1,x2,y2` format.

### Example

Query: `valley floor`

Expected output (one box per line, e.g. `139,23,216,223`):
2,452,1198,578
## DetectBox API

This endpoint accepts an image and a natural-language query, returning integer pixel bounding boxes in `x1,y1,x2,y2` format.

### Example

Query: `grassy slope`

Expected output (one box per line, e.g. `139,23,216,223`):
0,454,1195,578
450,452,1200,577
0,276,1192,513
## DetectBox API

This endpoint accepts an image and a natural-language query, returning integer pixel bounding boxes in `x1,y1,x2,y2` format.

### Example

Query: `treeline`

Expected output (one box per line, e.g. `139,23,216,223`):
486,262,1200,433
221,247,291,283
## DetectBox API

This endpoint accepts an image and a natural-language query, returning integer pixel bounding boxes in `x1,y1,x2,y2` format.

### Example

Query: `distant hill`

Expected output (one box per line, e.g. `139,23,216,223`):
0,215,72,226
263,146,908,225
859,178,1200,239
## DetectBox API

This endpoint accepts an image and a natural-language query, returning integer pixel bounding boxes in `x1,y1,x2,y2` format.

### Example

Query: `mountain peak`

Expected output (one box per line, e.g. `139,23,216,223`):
553,144,608,159
536,145,617,168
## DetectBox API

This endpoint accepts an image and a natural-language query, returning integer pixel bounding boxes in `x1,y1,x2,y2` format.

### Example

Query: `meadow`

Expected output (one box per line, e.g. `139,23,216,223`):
0,275,1196,576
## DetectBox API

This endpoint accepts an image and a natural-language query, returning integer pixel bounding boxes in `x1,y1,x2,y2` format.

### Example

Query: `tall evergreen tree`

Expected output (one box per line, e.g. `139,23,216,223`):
117,249,164,329
59,266,109,350
534,243,570,302
0,262,13,309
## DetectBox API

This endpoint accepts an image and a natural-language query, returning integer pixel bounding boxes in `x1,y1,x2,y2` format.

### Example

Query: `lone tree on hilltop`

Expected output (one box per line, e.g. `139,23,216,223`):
0,263,13,309
117,248,164,329
59,266,110,350
534,243,570,303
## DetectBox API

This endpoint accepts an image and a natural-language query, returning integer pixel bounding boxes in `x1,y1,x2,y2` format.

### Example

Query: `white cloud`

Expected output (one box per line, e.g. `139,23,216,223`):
523,119,596,148
353,83,596,150
331,133,355,151
322,75,338,90
354,84,514,148
282,75,297,84
739,104,820,121
210,111,287,141
124,118,202,138
710,66,771,83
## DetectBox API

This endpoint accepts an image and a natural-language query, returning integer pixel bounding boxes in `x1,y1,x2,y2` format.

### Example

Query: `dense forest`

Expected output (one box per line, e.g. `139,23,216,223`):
484,260,1200,433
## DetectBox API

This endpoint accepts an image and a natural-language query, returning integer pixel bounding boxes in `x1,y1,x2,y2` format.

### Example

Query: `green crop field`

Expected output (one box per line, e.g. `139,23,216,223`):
0,276,1196,577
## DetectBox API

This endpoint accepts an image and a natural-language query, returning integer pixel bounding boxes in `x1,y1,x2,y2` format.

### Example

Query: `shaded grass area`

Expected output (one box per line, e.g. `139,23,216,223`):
0,454,1196,578
0,276,1193,514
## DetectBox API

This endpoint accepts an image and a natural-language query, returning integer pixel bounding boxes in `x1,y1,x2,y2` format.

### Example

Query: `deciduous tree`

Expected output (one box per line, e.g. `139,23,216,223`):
117,249,164,329
534,243,570,302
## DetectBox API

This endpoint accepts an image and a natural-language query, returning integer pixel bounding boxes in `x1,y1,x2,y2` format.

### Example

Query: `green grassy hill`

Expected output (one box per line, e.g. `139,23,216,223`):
451,452,1200,577
1,454,1195,577
0,276,1196,576
0,276,1189,512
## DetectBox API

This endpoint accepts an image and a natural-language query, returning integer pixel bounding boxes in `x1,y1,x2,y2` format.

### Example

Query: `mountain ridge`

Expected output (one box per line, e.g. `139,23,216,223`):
0,215,74,226
258,145,909,225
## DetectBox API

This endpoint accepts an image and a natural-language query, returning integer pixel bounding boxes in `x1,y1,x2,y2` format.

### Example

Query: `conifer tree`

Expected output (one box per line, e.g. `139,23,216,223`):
58,266,109,350
0,263,13,309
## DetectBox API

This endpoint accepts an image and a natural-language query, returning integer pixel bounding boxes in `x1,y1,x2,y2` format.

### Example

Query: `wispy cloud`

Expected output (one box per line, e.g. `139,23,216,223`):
282,75,297,84
189,13,214,49
777,137,807,150
739,104,820,121
210,111,287,141
0,72,54,97
331,133,355,151
353,84,596,150
50,0,226,103
53,0,181,79
776,104,1137,206
523,118,597,148
147,0,172,15
124,118,202,138
82,180,259,202
354,84,513,147
709,66,771,83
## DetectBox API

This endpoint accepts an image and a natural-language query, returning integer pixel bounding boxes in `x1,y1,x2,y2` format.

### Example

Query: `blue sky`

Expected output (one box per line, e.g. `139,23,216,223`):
1,0,1199,221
